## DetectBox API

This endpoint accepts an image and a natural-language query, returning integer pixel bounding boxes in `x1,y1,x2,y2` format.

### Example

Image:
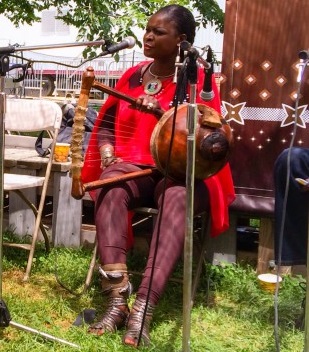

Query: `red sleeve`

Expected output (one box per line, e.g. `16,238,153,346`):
81,63,146,187
196,67,236,236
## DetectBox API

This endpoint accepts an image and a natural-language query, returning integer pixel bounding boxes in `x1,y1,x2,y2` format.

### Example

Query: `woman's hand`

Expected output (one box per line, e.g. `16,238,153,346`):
134,95,162,113
101,156,123,169
296,177,309,192
100,144,122,169
301,178,309,192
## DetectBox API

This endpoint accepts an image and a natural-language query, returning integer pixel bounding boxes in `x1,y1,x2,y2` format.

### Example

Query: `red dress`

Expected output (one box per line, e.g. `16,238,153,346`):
82,61,235,237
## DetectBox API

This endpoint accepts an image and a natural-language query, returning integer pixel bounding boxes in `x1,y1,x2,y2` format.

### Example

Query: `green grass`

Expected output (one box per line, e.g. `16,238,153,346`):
0,231,305,351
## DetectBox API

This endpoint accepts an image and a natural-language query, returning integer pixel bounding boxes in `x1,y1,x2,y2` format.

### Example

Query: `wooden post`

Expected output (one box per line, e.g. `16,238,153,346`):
256,217,274,274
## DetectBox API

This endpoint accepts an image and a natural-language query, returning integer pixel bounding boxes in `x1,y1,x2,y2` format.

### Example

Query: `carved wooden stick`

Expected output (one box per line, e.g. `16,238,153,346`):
92,81,164,118
83,168,158,193
71,66,95,199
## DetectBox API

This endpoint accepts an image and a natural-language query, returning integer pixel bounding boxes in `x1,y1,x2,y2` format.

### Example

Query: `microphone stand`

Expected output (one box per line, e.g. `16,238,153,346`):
0,39,107,348
305,208,309,351
298,51,309,352
0,40,107,54
182,50,199,352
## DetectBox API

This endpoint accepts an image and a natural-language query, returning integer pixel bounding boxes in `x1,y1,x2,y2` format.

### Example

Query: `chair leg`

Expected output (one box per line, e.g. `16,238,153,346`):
83,240,98,293
256,217,274,275
13,190,50,252
23,199,46,281
24,161,53,281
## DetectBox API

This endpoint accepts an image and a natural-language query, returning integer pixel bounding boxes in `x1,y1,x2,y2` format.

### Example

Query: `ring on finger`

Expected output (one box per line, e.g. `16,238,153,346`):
147,102,154,110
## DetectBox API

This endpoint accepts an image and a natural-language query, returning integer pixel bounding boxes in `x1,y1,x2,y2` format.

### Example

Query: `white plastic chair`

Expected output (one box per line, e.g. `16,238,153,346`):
4,98,62,281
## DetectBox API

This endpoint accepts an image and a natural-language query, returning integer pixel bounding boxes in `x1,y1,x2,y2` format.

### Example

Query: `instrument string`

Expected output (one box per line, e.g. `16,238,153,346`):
78,122,156,163
93,115,155,137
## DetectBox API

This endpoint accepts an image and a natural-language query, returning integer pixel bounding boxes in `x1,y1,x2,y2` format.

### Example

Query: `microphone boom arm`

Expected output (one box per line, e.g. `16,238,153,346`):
0,40,107,55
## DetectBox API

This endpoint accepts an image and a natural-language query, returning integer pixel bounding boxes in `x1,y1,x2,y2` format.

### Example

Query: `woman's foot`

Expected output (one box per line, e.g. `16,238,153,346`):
88,297,130,335
123,298,154,348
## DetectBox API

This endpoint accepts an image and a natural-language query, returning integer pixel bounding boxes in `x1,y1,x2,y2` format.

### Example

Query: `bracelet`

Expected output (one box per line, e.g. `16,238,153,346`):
100,146,114,159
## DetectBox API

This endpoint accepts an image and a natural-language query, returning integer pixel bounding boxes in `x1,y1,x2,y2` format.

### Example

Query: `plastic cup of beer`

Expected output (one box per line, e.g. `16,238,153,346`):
54,143,70,162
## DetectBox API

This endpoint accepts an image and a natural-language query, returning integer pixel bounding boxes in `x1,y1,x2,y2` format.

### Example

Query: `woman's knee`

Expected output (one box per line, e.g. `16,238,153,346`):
157,184,186,211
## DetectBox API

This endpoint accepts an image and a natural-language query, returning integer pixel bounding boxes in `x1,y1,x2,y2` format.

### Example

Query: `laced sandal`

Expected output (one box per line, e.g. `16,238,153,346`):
123,298,154,348
88,297,129,335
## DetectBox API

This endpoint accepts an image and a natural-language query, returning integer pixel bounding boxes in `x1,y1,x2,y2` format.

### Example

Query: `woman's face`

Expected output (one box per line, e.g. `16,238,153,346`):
143,12,184,60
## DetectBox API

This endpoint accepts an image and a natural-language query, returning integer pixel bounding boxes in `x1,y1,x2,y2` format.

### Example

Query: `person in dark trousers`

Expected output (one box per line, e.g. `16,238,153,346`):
274,147,309,267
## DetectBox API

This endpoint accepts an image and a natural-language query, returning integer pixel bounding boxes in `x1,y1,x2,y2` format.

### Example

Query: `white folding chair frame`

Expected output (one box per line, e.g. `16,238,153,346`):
4,98,62,281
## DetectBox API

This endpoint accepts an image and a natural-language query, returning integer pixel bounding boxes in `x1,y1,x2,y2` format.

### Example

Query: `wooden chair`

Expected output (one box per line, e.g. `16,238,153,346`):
3,98,62,281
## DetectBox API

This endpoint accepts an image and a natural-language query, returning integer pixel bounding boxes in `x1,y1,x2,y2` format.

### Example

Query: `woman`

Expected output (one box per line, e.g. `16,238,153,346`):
82,4,235,347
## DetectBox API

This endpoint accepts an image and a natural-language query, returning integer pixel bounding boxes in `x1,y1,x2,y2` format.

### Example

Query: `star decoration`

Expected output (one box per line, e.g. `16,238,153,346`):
222,101,246,125
281,104,307,128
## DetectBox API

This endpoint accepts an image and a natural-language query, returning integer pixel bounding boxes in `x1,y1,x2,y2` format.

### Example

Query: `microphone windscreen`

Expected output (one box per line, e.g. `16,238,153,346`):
200,90,215,102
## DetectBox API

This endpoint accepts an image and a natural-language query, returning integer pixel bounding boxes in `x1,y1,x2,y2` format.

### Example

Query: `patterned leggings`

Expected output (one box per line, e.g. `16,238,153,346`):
95,163,209,305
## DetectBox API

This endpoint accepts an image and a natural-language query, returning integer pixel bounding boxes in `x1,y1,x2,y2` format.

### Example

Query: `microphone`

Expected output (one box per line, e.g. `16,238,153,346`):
297,50,309,83
180,40,200,59
200,46,215,102
299,50,309,60
106,36,136,54
179,41,214,100
179,41,210,69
